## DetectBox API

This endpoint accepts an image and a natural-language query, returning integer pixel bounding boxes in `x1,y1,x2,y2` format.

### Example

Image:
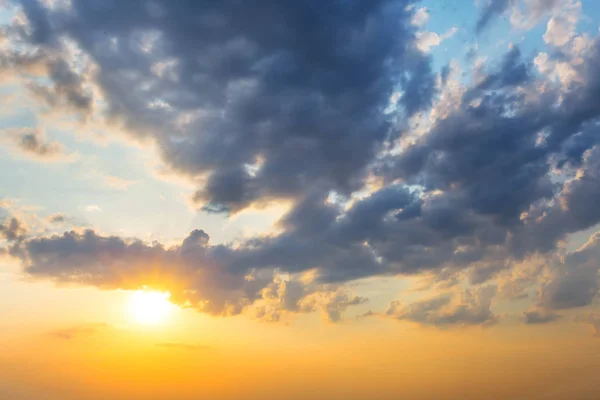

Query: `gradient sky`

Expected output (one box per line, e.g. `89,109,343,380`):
1,1,600,399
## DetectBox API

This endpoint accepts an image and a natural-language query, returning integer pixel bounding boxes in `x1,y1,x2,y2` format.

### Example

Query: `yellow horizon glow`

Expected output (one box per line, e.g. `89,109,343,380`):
127,290,174,326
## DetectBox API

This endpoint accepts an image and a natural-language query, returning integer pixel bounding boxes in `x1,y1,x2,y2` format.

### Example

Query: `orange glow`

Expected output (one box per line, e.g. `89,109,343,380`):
127,291,174,326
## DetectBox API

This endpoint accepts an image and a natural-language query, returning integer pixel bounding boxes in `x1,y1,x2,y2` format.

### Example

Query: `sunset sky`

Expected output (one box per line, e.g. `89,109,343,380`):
1,1,600,399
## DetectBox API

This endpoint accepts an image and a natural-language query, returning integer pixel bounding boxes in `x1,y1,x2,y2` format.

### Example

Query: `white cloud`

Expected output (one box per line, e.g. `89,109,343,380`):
85,205,101,212
411,7,429,27
416,27,458,53
543,1,581,47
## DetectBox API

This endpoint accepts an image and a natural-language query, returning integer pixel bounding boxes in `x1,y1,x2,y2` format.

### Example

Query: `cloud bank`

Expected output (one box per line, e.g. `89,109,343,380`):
1,0,599,326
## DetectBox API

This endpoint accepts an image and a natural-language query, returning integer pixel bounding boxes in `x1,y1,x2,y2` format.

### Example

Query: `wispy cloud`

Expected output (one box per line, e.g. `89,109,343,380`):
0,128,77,163
47,323,111,340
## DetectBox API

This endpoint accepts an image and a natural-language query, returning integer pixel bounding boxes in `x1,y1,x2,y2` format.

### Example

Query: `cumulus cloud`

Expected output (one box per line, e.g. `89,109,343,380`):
12,229,365,321
7,0,434,214
2,1,600,326
48,213,66,223
386,285,498,327
543,0,581,47
0,216,27,242
536,232,600,311
416,27,458,53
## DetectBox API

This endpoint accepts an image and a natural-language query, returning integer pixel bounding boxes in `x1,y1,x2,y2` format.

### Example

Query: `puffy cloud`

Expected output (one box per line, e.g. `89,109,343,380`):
536,232,600,311
13,228,365,321
411,7,429,27
2,1,600,326
416,27,458,53
386,285,498,327
543,0,581,47
0,216,27,241
8,0,434,213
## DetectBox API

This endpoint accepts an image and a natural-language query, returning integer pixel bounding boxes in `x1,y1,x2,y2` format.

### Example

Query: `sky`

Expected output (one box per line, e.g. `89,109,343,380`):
1,0,600,399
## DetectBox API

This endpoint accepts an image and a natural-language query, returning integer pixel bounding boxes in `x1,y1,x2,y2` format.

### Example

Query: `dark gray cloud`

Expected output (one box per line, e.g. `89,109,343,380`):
0,216,27,242
3,2,600,325
536,233,600,311
12,0,433,213
14,228,364,320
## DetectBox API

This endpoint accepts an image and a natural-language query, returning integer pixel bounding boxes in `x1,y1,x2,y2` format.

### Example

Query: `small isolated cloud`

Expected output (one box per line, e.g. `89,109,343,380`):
0,216,27,242
1,128,76,162
48,214,66,223
47,322,111,340
524,308,561,324
155,342,210,351
84,205,101,213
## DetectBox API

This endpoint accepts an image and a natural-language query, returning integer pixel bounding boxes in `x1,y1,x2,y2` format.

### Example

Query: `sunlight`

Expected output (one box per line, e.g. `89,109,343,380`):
127,290,174,326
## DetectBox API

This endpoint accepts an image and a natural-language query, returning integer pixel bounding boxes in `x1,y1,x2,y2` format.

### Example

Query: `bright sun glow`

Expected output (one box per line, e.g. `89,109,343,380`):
128,290,174,326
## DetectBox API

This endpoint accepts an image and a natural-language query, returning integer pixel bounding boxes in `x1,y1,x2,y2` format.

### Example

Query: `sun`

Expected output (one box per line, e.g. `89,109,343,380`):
127,290,174,326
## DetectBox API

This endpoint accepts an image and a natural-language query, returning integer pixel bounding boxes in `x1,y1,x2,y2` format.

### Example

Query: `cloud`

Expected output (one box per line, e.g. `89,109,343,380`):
524,309,561,324
0,215,27,242
543,0,581,47
411,7,429,27
386,285,498,327
0,218,26,241
536,232,600,311
84,205,101,212
510,0,573,30
9,0,434,213
13,229,366,320
1,128,75,162
416,27,458,53
48,213,66,223
2,1,600,326
47,322,111,340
